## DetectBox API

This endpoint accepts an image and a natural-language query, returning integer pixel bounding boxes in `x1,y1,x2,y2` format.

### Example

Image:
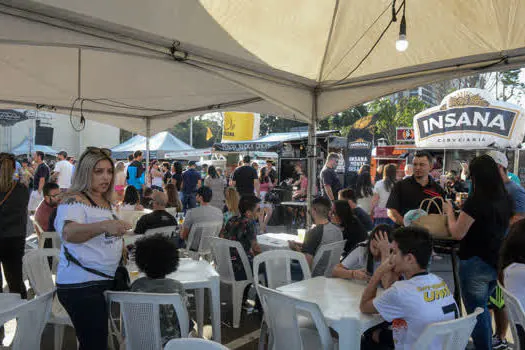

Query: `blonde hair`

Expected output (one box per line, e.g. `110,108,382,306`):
115,161,125,173
225,187,240,215
70,149,115,202
0,158,15,192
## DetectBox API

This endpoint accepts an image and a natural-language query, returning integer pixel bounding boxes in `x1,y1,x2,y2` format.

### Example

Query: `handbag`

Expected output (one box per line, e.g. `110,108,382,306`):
62,191,130,291
412,197,451,238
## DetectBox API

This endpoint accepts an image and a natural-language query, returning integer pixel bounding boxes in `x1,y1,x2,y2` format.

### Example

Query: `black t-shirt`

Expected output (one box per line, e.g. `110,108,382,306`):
320,166,342,198
268,168,277,184
33,163,50,190
0,182,29,237
341,218,368,256
134,210,178,235
232,165,257,195
459,194,513,268
301,224,324,256
172,173,183,192
386,176,446,216
163,171,172,185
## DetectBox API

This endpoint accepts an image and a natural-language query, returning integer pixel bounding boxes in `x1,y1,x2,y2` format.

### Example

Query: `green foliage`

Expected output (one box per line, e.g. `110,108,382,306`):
169,116,222,149
369,96,428,145
260,115,307,135
497,69,525,101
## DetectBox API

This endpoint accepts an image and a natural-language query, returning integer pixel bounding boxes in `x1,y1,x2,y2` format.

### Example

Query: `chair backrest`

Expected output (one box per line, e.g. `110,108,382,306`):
257,285,333,350
499,282,525,350
210,237,253,283
253,250,311,290
106,291,189,350
312,240,346,277
38,231,61,249
165,208,178,217
30,215,45,235
412,307,483,349
164,338,229,350
0,290,54,350
23,248,60,295
144,225,177,238
187,221,223,253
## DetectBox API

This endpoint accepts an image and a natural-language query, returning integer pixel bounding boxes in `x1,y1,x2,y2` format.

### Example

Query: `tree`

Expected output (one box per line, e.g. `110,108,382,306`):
259,115,307,135
318,105,368,136
369,96,428,145
496,69,525,102
169,115,222,149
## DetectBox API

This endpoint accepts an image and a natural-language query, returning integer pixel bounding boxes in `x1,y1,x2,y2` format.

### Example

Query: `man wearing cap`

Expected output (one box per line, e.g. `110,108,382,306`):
181,160,202,212
52,150,73,191
486,149,525,349
232,155,260,198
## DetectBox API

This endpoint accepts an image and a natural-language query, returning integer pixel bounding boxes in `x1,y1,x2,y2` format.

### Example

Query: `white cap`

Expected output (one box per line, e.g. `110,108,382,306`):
486,150,508,169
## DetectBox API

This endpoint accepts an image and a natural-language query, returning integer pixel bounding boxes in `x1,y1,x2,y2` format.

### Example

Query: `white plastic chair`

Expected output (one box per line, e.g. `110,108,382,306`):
209,237,253,328
38,231,62,249
499,282,525,350
311,240,346,277
165,208,178,217
253,250,312,350
23,248,73,350
144,225,177,238
186,221,223,260
164,338,229,350
412,307,483,349
0,290,54,350
30,215,45,235
257,285,335,350
105,291,189,350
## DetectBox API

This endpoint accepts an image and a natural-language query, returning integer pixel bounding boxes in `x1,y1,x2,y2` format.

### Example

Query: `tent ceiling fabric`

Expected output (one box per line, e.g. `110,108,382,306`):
0,1,525,132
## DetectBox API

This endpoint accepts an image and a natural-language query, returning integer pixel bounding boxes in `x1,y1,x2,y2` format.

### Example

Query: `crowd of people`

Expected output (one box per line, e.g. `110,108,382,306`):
1,144,525,349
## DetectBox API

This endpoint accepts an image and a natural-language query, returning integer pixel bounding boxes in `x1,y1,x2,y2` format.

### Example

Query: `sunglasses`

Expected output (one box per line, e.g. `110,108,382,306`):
78,147,112,163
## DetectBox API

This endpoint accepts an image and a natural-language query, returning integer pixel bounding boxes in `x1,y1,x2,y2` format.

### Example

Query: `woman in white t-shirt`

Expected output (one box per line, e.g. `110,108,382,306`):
332,225,398,288
500,219,525,348
54,147,132,350
371,163,397,226
149,160,164,191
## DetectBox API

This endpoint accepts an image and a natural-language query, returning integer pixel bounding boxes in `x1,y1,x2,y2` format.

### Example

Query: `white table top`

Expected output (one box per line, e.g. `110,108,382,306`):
128,258,219,289
0,293,24,311
257,233,303,251
280,201,308,207
277,277,383,333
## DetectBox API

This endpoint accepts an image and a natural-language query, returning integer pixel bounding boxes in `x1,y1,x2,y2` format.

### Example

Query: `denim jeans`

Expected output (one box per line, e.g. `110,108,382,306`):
182,192,196,213
459,256,497,350
57,281,113,350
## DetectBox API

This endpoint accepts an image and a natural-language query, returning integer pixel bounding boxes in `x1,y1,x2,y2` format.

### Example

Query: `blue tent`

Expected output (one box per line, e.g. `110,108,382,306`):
111,131,194,159
11,137,58,156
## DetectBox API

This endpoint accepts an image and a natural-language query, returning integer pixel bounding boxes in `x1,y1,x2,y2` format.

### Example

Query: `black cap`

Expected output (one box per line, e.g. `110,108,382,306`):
58,150,68,158
188,161,197,166
243,155,251,163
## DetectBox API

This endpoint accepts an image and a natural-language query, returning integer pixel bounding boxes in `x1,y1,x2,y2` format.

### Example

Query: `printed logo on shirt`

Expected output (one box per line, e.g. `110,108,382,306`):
392,319,408,346
418,280,452,302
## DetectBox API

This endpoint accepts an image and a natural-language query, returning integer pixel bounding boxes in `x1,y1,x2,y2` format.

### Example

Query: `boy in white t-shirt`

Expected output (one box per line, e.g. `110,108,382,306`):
360,227,458,350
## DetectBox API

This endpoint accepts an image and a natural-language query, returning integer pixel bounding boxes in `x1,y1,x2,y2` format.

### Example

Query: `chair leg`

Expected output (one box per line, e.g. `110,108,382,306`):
258,320,270,350
232,284,245,328
54,324,65,350
195,288,204,336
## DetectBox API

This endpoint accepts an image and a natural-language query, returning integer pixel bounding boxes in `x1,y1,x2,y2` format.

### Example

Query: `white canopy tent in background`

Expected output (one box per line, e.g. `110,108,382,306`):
111,131,193,159
1,1,525,211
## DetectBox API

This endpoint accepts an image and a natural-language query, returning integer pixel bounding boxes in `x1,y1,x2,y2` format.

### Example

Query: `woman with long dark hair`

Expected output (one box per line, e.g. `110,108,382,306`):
0,153,29,301
204,165,225,210
445,155,513,350
355,171,374,214
258,167,274,233
55,148,132,349
374,164,384,184
371,163,396,226
330,200,368,256
164,183,182,212
171,162,183,193
120,185,144,211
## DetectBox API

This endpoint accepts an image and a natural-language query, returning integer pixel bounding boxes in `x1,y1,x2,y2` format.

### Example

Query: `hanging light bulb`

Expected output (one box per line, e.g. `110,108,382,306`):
396,12,408,52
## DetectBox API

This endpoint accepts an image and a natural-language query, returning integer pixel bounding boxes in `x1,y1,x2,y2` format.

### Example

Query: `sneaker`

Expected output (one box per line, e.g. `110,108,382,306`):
492,335,509,350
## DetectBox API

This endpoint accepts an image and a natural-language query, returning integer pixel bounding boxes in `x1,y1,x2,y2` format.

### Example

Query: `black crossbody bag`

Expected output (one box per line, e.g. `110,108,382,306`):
63,192,130,291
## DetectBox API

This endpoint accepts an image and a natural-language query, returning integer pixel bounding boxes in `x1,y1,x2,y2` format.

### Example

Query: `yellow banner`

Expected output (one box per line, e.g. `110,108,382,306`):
222,112,259,141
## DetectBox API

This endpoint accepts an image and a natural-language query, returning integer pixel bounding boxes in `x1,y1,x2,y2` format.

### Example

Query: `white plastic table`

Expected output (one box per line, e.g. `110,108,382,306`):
280,201,308,207
257,233,303,251
0,293,24,311
277,277,384,349
128,259,221,342
117,209,152,228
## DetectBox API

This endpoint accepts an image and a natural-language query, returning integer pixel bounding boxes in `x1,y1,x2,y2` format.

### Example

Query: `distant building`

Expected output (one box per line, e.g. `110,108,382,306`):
0,110,120,157
389,85,437,106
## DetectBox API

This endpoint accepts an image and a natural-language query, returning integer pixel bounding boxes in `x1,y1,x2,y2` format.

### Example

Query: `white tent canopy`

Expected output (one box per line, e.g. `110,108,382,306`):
1,1,525,135
11,137,58,156
111,131,193,159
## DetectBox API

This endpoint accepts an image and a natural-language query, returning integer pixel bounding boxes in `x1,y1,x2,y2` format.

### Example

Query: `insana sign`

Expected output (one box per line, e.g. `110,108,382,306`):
413,89,525,149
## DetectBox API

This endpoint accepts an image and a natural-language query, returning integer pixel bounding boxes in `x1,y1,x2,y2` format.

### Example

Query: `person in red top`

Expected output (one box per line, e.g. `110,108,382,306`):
34,182,61,233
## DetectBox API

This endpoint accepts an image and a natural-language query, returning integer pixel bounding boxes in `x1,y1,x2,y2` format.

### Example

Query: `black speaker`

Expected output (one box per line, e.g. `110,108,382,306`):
35,121,53,146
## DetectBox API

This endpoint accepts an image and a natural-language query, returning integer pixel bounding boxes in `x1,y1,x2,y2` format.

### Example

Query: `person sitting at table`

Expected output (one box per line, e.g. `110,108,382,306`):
338,188,373,231
331,200,367,256
120,185,144,211
134,191,178,235
360,227,458,350
288,197,343,276
332,225,398,288
140,187,154,209
180,186,223,250
131,233,188,345
224,187,240,224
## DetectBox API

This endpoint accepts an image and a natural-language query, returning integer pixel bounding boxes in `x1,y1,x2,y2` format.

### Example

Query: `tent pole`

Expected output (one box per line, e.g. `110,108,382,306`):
307,90,318,228
146,118,151,186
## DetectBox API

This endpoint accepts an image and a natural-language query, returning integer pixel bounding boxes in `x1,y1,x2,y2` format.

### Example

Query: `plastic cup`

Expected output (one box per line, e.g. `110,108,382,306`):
297,229,306,242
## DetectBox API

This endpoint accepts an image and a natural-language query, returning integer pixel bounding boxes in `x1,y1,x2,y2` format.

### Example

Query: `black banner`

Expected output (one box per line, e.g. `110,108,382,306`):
346,141,372,172
0,110,28,127
213,141,282,152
